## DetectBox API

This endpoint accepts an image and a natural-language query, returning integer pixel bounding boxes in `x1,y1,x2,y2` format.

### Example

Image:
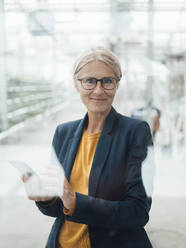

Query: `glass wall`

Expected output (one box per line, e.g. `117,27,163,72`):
1,1,186,247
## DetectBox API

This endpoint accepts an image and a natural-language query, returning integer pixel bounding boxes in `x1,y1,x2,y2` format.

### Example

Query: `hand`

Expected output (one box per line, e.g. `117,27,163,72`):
22,172,54,202
22,165,64,202
61,178,75,210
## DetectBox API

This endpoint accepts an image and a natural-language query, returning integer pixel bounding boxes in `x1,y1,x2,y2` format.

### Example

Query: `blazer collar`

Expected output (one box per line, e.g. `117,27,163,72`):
88,107,118,196
101,106,117,134
64,106,118,190
74,106,117,138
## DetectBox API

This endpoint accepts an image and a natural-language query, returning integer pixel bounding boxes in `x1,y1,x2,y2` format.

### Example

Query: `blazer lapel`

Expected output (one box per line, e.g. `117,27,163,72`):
63,106,118,195
64,113,88,180
88,107,118,196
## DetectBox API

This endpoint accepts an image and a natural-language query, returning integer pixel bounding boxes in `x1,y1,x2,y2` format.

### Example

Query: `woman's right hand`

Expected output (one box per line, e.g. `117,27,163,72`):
22,172,54,202
22,166,64,202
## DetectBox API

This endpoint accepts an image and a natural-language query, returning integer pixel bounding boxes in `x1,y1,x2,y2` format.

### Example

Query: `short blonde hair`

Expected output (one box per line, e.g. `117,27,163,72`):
73,46,122,80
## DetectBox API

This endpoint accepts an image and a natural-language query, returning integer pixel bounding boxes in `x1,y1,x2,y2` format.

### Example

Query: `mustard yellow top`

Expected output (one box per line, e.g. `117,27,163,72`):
58,129,101,248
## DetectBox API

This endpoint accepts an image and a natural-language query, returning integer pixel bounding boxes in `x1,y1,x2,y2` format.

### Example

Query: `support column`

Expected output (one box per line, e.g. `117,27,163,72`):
184,54,186,149
0,0,8,131
146,0,154,128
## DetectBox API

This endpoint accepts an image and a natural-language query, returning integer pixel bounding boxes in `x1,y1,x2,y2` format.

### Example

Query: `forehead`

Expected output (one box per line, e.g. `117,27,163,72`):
78,60,115,78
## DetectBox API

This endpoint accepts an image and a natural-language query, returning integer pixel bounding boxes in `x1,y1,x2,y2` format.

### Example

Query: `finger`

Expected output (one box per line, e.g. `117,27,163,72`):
28,196,42,201
40,175,59,187
40,166,63,176
22,172,32,183
39,186,62,198
29,196,53,202
44,186,59,193
40,168,58,177
24,175,42,196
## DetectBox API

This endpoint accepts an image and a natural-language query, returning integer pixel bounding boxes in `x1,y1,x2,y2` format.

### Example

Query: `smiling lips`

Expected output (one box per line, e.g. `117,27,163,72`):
90,98,107,102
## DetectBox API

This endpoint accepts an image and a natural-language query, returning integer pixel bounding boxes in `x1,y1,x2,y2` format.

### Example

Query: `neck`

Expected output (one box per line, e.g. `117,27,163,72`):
86,107,111,134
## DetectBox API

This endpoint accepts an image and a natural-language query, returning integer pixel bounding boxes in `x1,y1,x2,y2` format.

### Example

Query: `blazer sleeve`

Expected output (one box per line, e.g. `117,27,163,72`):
35,125,64,218
66,121,153,229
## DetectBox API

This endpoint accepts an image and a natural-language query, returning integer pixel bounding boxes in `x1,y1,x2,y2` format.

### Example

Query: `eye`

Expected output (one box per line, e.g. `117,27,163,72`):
85,78,96,84
103,78,113,84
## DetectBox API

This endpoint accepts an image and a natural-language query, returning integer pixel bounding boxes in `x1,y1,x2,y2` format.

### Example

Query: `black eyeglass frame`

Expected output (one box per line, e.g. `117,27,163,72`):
77,77,120,90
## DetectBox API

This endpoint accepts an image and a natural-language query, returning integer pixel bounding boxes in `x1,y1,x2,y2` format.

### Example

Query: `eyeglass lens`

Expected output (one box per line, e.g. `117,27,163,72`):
81,77,117,90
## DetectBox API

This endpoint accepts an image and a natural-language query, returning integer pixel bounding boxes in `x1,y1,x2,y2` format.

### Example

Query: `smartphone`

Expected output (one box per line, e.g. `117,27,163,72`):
9,160,37,178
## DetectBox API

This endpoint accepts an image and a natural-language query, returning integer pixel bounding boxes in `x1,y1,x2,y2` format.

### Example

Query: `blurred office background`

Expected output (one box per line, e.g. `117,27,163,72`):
1,0,186,247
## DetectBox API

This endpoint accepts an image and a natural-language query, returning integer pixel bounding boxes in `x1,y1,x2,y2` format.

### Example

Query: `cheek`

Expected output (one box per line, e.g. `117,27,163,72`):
80,89,92,98
106,90,117,99
79,92,90,103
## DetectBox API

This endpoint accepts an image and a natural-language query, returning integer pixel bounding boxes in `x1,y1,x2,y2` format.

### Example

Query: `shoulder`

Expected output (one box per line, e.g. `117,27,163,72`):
57,119,81,134
53,119,81,143
115,112,152,145
116,112,150,132
52,119,82,154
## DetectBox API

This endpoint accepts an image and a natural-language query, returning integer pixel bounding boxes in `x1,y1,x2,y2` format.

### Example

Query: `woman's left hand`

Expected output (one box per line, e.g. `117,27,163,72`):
61,178,75,210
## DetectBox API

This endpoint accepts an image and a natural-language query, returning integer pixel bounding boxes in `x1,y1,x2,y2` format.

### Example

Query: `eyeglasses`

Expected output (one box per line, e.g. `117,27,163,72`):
77,77,119,90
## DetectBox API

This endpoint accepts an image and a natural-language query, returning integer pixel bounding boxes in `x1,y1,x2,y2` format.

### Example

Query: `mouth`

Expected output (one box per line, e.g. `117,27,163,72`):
89,98,107,102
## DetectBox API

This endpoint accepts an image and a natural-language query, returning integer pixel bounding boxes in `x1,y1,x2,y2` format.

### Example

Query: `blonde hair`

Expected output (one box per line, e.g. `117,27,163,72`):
73,46,122,80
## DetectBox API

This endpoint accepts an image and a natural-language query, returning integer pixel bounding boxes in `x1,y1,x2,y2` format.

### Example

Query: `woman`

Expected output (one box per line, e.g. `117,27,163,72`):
27,46,153,248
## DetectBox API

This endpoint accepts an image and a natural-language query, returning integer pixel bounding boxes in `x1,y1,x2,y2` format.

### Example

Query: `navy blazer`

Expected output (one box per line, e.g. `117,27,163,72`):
36,107,153,248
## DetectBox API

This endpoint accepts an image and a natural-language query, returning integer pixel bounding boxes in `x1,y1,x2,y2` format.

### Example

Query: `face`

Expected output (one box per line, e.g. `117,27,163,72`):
75,60,119,114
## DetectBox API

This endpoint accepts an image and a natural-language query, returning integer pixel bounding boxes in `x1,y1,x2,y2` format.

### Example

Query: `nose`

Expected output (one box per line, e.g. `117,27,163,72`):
93,81,104,94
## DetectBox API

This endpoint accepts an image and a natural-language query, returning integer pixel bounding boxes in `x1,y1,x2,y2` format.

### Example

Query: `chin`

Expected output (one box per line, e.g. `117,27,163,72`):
88,104,111,114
